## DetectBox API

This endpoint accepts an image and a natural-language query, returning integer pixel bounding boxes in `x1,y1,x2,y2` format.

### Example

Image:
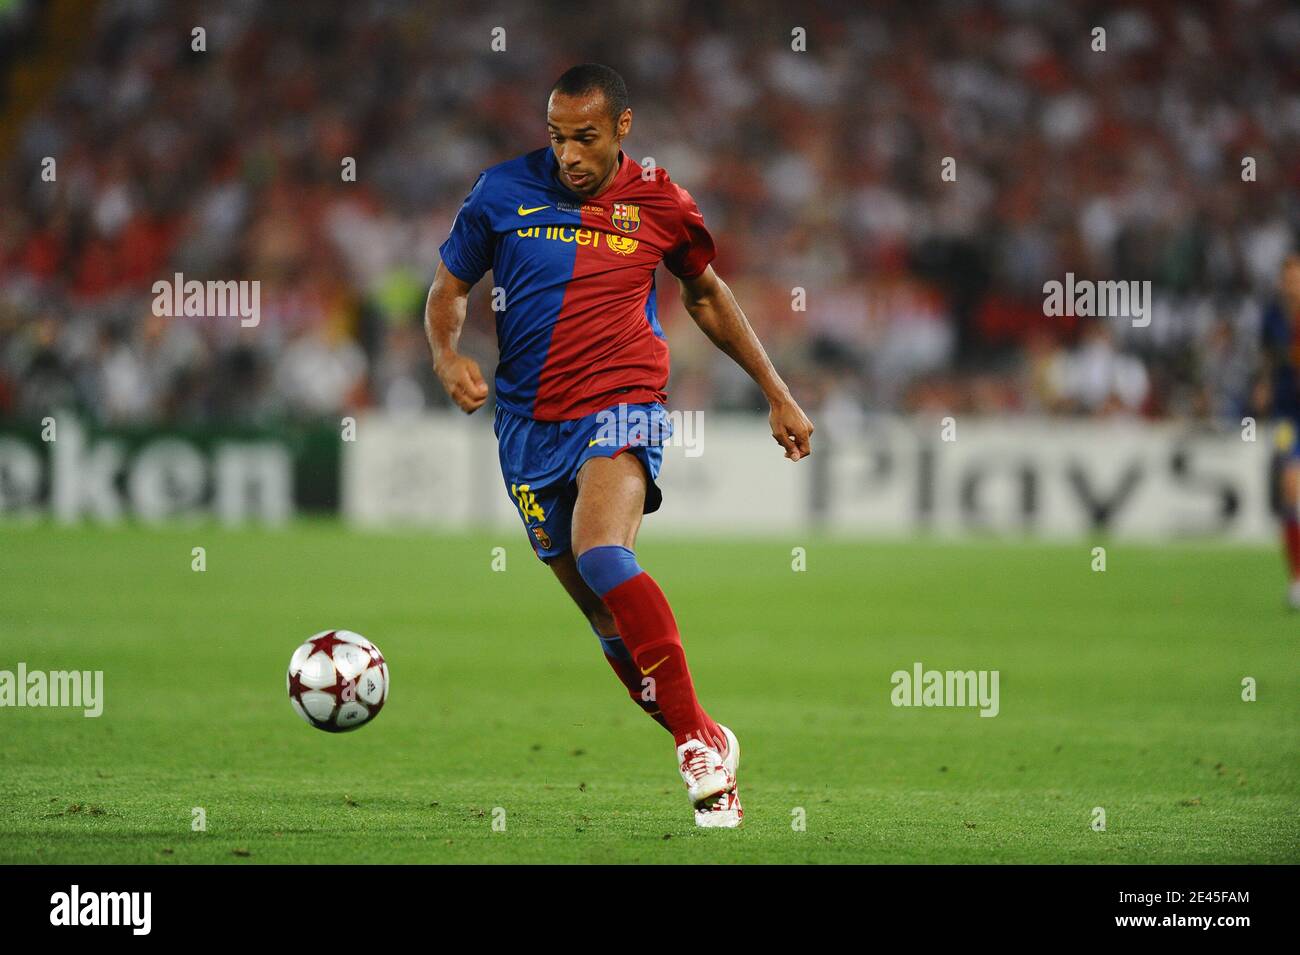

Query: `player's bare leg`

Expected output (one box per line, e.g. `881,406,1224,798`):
568,453,741,827
545,550,670,731
570,452,645,552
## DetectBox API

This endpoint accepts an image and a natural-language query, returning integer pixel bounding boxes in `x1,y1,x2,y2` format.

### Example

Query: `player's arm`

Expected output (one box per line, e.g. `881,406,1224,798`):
678,265,814,460
424,261,489,414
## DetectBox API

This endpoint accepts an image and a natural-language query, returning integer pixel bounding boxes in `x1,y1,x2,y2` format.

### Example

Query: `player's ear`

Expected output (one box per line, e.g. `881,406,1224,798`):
616,108,632,141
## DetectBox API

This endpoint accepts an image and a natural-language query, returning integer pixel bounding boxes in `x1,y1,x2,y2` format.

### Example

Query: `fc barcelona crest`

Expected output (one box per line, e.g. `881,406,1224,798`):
611,202,641,233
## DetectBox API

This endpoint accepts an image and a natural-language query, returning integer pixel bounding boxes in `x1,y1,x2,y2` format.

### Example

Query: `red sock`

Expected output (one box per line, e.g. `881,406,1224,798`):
1283,520,1300,581
600,652,671,733
599,571,722,750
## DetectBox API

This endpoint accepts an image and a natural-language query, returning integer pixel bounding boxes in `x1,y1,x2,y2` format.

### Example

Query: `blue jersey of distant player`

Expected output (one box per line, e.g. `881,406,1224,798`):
1262,297,1300,456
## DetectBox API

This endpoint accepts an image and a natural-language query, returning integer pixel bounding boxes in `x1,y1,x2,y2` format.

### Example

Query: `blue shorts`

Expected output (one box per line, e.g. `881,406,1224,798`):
494,401,672,560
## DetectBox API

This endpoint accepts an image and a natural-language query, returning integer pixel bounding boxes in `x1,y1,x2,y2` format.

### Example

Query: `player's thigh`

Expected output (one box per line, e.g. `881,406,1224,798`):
545,550,615,633
571,453,646,555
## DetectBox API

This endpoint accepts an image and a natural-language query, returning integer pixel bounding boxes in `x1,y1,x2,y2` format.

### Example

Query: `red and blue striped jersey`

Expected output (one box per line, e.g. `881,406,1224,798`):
438,147,715,421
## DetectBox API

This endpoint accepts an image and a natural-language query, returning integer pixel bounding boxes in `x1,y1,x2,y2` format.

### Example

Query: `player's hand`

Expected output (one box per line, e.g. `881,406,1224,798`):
434,352,489,414
769,395,814,461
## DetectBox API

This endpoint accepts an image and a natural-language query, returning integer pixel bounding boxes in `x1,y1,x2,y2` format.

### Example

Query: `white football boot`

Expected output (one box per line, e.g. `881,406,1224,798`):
694,788,743,828
677,724,742,828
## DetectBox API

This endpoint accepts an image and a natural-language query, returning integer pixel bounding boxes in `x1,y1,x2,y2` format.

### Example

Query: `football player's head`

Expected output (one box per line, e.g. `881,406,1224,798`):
547,63,632,197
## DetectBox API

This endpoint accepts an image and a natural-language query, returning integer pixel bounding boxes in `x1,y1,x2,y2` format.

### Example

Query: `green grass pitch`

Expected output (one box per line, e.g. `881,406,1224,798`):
0,522,1296,864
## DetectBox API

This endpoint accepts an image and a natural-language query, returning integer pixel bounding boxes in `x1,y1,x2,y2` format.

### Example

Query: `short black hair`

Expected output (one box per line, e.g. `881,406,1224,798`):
550,64,629,124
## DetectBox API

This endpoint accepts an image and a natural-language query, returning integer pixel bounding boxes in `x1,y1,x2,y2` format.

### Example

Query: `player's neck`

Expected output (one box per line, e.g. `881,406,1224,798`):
591,151,625,198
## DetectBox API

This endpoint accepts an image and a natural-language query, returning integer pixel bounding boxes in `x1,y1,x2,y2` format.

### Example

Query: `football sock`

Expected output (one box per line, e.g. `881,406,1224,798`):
591,624,670,732
577,545,723,751
1283,519,1300,580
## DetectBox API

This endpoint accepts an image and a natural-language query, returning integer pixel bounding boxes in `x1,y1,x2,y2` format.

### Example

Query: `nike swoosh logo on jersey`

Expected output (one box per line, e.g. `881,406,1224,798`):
641,655,670,676
517,204,549,216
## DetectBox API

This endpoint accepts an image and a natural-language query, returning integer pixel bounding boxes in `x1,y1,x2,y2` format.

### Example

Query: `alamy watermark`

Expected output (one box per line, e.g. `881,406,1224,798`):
1042,272,1151,328
0,663,103,717
151,272,260,327
890,662,999,717
50,885,150,935
591,402,704,457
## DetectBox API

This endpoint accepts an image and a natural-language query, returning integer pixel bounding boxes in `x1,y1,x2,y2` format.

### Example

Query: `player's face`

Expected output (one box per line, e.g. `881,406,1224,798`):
547,91,631,197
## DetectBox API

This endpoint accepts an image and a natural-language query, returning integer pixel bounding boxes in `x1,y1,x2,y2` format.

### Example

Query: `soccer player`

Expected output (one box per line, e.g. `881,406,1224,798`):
425,64,814,827
1258,253,1300,607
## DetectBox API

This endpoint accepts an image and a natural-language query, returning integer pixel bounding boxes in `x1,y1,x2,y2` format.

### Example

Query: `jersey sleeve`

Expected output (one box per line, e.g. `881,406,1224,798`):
663,183,716,280
438,171,495,285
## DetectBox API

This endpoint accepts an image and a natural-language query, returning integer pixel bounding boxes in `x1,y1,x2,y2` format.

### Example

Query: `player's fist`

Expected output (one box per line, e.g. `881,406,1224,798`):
434,352,489,414
769,396,814,461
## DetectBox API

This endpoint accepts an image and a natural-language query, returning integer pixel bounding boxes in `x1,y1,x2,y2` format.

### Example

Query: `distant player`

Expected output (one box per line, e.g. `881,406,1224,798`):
1260,253,1300,607
425,64,813,827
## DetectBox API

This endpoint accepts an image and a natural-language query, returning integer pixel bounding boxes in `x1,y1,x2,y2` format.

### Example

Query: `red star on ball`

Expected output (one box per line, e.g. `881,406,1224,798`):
308,631,346,657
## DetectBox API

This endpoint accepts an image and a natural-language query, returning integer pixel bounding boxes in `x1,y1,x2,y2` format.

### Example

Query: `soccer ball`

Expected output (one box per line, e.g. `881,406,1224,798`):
287,630,389,732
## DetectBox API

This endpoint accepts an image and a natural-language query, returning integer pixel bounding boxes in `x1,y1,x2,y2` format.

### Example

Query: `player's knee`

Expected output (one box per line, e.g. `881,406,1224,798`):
575,544,642,597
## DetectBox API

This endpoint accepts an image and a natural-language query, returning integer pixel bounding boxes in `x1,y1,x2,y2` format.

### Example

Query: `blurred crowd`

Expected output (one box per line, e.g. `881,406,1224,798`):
1,0,1298,427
